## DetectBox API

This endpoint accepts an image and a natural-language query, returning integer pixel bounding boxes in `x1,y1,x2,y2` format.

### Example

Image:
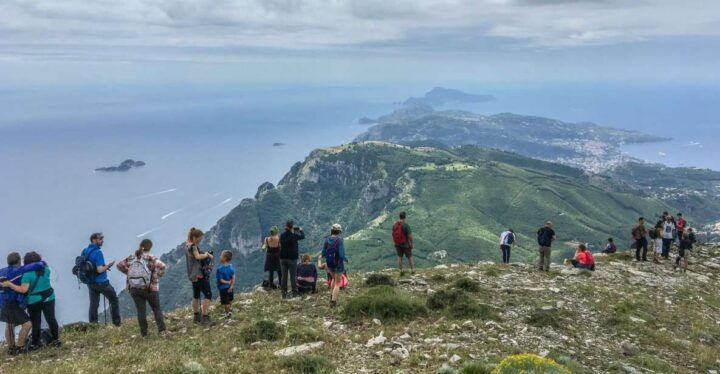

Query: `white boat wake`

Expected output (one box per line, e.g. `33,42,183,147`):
161,208,185,220
134,188,178,200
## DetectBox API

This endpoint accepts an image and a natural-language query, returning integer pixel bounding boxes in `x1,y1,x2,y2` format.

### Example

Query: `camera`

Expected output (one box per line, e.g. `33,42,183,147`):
0,276,7,283
207,250,214,255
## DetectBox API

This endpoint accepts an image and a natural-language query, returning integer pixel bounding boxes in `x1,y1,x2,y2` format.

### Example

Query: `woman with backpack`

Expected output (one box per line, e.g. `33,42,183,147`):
2,251,60,350
263,226,281,289
320,224,348,308
117,239,168,337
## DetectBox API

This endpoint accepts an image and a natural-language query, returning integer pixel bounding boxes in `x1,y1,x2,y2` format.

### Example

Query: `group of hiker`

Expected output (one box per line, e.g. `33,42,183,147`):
498,211,695,273
1,208,697,355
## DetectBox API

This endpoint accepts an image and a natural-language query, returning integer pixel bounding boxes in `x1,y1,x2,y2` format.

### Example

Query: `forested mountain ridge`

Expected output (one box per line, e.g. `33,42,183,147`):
129,141,674,314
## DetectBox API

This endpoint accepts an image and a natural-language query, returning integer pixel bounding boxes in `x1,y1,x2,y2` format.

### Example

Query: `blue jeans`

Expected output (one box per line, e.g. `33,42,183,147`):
662,238,672,257
500,245,511,264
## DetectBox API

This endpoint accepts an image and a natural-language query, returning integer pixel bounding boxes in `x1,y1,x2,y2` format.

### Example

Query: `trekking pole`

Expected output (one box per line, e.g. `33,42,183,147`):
103,295,107,325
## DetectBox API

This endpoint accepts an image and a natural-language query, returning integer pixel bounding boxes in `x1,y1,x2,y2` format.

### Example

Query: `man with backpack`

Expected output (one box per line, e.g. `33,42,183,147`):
499,229,516,264
79,233,121,326
392,211,415,276
661,215,676,259
536,221,556,272
632,217,649,262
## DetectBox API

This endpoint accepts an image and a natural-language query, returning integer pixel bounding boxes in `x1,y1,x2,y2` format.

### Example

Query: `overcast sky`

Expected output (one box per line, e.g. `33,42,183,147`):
1,0,719,86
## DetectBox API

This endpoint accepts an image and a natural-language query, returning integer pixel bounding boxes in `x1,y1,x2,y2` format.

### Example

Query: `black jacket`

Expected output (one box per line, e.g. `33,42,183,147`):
279,230,305,260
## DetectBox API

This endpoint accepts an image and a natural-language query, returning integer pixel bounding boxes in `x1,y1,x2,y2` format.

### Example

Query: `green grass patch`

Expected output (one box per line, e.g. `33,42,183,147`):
628,355,675,373
527,309,562,329
287,325,323,344
343,285,427,321
546,353,589,374
459,361,494,373
428,289,499,320
430,273,448,283
281,354,335,374
453,278,481,292
241,319,284,343
365,273,395,287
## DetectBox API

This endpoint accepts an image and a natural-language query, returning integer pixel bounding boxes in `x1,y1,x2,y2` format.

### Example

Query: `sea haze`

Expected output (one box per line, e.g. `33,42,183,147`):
0,85,396,324
0,83,716,326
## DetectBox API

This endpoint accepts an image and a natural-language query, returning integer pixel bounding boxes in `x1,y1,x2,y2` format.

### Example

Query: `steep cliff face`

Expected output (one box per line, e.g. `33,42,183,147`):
135,142,677,314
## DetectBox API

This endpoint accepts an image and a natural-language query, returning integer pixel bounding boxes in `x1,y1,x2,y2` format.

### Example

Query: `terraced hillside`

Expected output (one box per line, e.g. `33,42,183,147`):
139,142,673,314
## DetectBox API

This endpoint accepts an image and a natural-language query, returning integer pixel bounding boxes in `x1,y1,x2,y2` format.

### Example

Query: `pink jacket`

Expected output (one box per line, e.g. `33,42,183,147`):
117,253,167,292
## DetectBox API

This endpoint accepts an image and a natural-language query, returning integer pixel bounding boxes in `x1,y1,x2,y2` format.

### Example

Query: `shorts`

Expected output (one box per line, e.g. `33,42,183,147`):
653,239,663,254
0,301,30,325
191,278,212,300
327,264,345,274
395,245,412,258
219,288,234,305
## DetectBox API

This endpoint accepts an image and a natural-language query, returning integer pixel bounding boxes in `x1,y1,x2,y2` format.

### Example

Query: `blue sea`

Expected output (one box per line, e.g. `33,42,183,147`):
0,83,717,325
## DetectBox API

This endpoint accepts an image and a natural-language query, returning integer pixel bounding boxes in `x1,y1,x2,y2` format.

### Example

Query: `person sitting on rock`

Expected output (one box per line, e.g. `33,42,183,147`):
603,238,617,254
296,254,318,294
570,244,595,271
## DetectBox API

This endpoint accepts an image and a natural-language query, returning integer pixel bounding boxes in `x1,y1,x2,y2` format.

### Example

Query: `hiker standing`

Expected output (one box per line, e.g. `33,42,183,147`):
392,211,415,276
676,213,687,244
279,220,305,299
499,229,516,264
632,218,649,262
674,232,693,272
185,227,213,324
216,250,235,319
661,216,676,259
117,239,169,337
536,221,556,272
0,252,44,355
263,226,281,289
82,233,121,326
650,222,663,264
321,224,348,308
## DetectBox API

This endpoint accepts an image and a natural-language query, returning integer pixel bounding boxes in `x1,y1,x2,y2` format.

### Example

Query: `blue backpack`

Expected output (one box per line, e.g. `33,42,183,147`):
324,237,342,268
72,247,99,284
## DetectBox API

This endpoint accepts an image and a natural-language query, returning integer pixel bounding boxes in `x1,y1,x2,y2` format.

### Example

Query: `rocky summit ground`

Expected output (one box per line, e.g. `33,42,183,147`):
2,244,720,373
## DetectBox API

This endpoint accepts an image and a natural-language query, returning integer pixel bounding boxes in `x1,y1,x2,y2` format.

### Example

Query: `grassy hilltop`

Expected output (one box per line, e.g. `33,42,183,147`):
140,142,674,315
3,244,720,373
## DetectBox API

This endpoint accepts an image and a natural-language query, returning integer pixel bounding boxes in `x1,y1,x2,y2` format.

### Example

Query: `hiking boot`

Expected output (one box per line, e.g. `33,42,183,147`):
6,346,19,356
330,300,337,309
400,270,406,277
201,315,212,325
193,313,202,323
159,330,172,338
411,270,416,276
653,259,660,264
225,312,233,319
270,284,278,290
48,340,62,348
281,291,288,299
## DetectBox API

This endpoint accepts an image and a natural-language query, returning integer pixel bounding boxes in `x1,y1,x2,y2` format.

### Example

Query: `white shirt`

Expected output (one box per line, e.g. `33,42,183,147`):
662,222,675,239
500,231,514,246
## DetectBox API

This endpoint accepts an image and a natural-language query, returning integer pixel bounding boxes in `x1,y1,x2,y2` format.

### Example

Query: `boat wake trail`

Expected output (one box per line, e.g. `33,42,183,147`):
161,208,185,220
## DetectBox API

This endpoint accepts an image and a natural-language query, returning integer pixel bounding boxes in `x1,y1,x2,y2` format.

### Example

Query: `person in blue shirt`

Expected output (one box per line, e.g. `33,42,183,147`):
81,233,121,326
0,252,45,355
320,224,348,308
216,250,235,319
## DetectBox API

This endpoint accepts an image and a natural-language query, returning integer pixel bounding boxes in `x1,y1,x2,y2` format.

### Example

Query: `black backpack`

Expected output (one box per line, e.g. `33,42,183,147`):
72,247,98,285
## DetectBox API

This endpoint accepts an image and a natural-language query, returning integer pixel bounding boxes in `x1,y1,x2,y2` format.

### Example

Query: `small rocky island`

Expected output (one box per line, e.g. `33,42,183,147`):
95,159,146,172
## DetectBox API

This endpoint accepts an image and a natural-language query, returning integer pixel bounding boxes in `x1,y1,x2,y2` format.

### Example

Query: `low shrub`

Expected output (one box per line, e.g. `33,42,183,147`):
526,309,561,329
287,325,323,344
546,352,589,374
343,285,427,321
365,273,395,287
492,354,570,374
241,319,284,343
430,274,448,283
428,289,467,310
281,354,335,374
453,278,481,292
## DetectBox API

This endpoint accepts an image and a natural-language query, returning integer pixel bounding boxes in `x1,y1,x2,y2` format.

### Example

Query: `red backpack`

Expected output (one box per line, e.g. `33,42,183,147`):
392,221,407,246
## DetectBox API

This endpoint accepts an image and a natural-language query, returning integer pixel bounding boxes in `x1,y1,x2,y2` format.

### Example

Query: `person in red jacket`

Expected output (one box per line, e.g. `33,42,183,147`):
675,213,686,244
570,244,595,271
